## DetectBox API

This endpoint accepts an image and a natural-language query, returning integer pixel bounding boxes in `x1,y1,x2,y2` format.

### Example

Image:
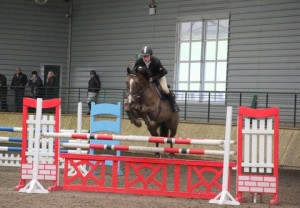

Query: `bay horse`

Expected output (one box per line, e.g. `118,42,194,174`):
125,66,179,157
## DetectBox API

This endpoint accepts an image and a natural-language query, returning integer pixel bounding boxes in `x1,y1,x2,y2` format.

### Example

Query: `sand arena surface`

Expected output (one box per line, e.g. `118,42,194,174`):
0,166,299,208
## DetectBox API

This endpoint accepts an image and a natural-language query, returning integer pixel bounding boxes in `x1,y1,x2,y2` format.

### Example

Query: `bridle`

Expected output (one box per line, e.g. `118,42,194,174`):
126,73,148,102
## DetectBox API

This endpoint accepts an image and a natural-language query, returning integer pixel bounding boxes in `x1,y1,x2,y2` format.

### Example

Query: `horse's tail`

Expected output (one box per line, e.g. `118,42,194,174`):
159,123,169,137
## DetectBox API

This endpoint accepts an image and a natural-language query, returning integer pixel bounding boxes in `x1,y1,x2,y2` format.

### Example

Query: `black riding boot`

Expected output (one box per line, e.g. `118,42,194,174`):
166,92,180,112
87,102,91,115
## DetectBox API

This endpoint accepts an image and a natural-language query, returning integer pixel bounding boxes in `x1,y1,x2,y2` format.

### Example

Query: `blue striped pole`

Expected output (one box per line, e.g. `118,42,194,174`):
0,127,22,132
0,146,22,152
0,146,87,154
0,137,22,142
0,137,86,144
0,126,89,133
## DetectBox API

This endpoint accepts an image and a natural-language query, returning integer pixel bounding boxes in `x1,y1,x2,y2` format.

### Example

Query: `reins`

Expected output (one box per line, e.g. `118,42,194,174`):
127,73,150,100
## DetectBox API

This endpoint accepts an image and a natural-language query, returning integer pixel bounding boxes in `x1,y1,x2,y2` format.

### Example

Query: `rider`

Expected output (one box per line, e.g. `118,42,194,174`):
134,46,179,112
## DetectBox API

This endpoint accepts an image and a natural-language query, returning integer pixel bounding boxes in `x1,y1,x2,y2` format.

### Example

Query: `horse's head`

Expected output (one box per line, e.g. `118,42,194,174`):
126,66,149,104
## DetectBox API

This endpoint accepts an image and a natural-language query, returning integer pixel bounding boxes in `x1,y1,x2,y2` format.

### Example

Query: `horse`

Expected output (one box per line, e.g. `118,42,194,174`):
124,66,179,157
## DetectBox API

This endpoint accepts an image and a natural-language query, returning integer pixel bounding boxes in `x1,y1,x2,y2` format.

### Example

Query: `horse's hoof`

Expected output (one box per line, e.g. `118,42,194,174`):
133,120,142,128
169,153,175,159
155,153,161,158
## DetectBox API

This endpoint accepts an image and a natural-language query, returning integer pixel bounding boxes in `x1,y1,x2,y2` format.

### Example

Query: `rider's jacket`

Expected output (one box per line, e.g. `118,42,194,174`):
134,55,167,81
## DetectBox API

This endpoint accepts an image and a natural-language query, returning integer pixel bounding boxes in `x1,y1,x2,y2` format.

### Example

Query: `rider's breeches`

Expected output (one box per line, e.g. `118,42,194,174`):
87,92,98,103
158,76,170,94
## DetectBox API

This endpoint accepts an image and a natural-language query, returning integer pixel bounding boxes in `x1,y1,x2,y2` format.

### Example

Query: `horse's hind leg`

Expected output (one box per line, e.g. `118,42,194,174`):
155,142,160,158
168,128,178,158
147,126,160,158
160,125,176,158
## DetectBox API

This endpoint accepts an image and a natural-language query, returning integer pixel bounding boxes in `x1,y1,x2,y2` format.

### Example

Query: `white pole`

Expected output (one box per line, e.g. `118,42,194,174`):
221,106,232,195
72,101,85,176
209,106,240,205
19,98,48,194
76,102,83,152
77,102,82,132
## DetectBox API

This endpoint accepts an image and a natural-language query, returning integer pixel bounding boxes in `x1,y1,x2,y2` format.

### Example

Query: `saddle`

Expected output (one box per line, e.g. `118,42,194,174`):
153,81,164,100
153,81,174,100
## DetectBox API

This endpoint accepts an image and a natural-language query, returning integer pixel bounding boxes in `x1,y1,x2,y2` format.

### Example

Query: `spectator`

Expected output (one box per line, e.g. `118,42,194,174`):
45,70,56,99
87,70,101,115
0,73,8,111
11,67,28,112
28,71,44,98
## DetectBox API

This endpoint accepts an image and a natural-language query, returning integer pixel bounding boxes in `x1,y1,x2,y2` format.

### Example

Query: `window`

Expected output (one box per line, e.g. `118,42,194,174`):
176,19,229,102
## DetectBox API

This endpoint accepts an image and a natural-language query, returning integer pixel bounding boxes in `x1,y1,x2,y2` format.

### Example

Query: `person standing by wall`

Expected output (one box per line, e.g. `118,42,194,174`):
87,70,101,115
11,67,28,112
0,73,8,111
28,71,44,98
45,70,56,99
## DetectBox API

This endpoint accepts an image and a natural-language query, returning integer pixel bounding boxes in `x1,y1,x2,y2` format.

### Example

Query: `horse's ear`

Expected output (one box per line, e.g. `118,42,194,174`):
127,67,131,74
137,66,148,75
134,67,139,73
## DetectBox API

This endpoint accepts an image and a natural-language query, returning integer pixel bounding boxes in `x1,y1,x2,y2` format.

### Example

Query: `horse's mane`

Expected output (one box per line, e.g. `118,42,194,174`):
128,66,150,81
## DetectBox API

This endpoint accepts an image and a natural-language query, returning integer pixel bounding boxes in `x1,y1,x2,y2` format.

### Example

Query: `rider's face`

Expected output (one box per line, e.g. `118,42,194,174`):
142,55,151,63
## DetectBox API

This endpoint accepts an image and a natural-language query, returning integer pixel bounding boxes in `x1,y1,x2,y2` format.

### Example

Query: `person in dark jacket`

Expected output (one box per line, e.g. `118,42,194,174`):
45,70,57,99
0,73,8,111
11,67,28,112
28,71,44,98
87,70,101,115
134,46,179,112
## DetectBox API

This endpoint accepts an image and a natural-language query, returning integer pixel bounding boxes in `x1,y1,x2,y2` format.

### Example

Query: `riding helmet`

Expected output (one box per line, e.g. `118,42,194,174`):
141,46,153,56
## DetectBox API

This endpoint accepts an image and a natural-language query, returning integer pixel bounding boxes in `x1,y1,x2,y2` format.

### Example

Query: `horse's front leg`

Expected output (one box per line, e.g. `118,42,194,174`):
141,113,156,128
141,106,158,127
124,104,142,128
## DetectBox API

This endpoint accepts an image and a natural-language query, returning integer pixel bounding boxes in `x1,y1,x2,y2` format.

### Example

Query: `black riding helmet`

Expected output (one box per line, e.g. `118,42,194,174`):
141,46,153,56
